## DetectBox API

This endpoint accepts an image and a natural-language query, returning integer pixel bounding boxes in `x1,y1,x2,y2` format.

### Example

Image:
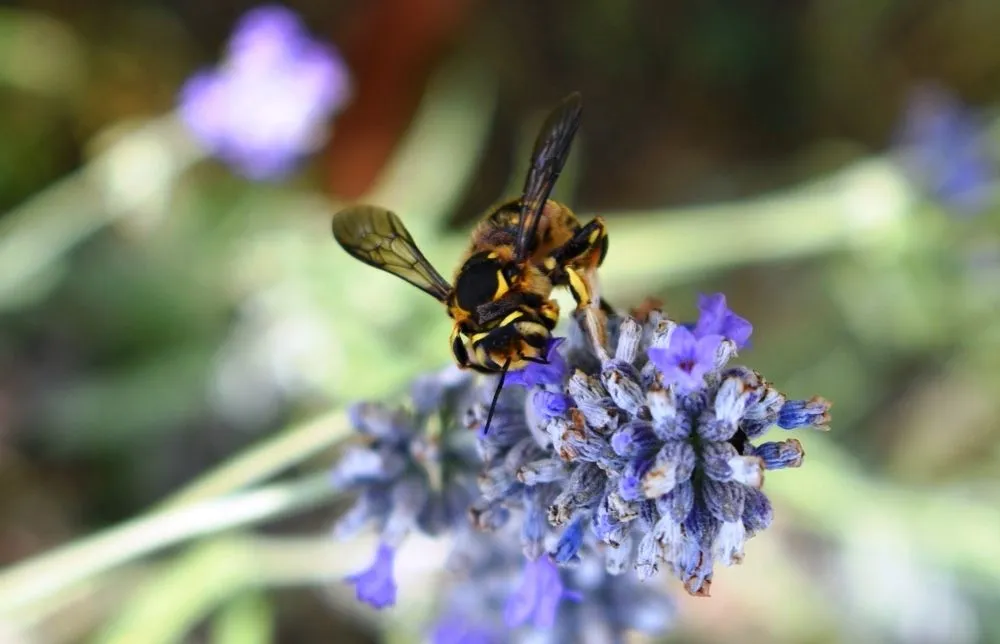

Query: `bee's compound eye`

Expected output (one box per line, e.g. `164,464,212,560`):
454,253,501,311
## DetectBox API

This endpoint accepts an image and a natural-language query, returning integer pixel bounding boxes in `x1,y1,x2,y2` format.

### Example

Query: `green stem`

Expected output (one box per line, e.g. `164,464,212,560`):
0,54,494,310
598,158,913,291
211,590,273,644
47,437,1000,642
95,534,413,644
766,435,1000,584
365,54,496,228
0,472,339,619
0,115,204,309
97,443,1000,643
93,536,374,644
157,410,349,509
96,537,260,644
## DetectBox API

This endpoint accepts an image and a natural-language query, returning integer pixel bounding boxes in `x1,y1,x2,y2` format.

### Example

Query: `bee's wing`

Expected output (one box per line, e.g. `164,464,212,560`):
515,92,583,261
332,205,452,301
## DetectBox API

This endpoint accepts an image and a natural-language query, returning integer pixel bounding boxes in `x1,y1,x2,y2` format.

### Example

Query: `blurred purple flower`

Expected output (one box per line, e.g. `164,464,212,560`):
895,82,995,216
346,542,398,609
431,615,501,644
179,5,351,180
504,556,578,629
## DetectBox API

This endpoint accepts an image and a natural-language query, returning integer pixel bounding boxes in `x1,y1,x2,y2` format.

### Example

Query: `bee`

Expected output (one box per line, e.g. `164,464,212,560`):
332,92,608,430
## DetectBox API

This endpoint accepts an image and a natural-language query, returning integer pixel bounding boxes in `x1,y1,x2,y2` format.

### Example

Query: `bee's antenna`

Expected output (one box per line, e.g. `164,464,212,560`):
483,359,511,435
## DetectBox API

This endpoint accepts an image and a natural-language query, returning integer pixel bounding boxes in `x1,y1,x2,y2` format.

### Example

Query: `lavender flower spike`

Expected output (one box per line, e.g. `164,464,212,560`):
331,365,482,609
179,4,351,179
466,293,831,598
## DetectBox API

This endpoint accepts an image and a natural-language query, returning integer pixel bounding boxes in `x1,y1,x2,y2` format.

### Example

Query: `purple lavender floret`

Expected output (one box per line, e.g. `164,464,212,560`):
504,555,579,629
693,293,752,349
506,338,569,388
345,541,397,608
467,294,830,596
647,325,722,394
333,366,481,608
179,4,351,179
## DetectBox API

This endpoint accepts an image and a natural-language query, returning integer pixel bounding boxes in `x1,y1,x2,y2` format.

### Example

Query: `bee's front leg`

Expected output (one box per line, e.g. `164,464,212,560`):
564,266,595,309
552,217,608,270
544,218,608,305
544,218,612,352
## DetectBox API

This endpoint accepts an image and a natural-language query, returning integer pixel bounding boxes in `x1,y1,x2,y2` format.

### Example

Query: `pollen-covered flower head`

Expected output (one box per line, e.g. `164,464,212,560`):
333,366,481,607
468,294,831,596
179,4,351,179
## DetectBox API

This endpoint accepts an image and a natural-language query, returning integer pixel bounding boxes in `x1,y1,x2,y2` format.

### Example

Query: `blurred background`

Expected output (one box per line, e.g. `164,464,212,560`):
1,0,999,642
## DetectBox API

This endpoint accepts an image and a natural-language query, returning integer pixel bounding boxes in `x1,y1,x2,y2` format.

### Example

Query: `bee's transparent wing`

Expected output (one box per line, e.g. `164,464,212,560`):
332,205,452,301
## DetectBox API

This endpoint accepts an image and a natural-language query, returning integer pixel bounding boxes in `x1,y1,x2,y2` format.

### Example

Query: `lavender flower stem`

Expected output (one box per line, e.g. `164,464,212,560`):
765,437,1000,585
159,409,350,508
0,114,204,307
0,471,342,621
103,534,451,643
596,158,911,290
211,591,273,644
96,535,375,644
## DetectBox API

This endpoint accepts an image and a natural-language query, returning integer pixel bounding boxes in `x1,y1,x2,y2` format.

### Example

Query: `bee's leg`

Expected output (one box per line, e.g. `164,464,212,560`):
563,266,594,309
545,217,608,309
581,301,609,358
550,264,606,354
545,219,611,352
550,267,614,314
551,217,608,270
